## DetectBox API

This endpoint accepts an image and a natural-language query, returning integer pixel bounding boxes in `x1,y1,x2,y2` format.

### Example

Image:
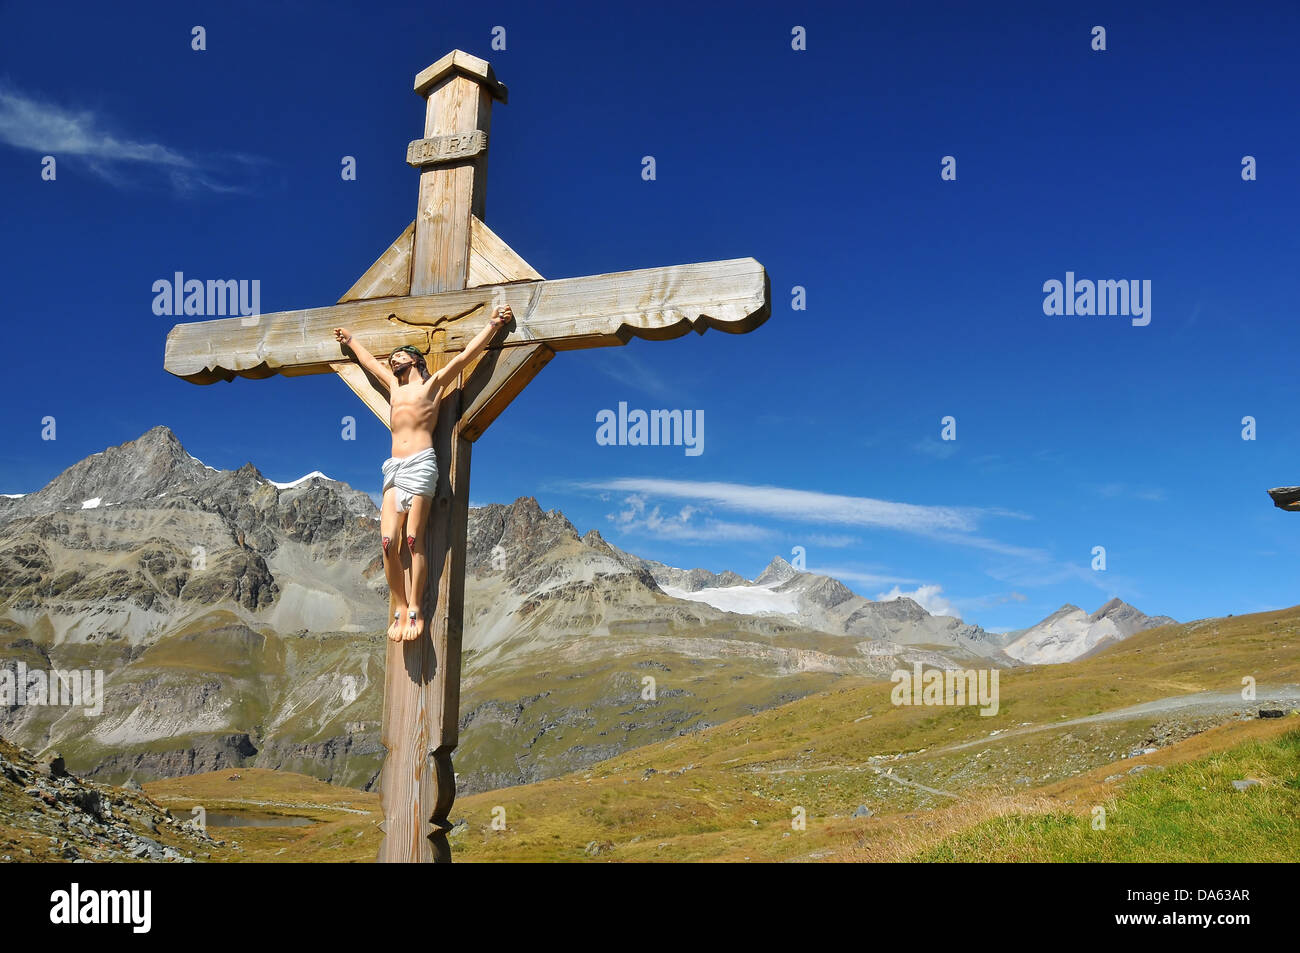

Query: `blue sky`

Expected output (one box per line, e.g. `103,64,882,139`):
1,0,1297,632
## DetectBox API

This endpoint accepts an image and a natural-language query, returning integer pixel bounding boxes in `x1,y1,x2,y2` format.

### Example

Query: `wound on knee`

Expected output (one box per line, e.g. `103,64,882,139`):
382,535,391,555
407,534,417,552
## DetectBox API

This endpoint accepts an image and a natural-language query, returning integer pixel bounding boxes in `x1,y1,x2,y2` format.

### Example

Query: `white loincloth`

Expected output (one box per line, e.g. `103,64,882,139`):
380,447,438,513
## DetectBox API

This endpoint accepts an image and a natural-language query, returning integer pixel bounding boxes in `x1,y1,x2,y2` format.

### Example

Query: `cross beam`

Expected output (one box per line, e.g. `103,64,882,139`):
162,48,770,863
163,257,769,383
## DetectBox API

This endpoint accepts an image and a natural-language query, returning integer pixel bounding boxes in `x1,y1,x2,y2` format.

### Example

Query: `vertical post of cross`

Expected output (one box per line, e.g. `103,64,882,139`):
376,50,507,864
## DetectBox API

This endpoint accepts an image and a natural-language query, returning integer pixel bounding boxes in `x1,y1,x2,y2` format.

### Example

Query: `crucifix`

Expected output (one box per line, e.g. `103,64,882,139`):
164,49,769,862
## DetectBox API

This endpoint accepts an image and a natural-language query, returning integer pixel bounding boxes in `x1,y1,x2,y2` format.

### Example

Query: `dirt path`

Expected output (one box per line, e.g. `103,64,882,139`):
754,686,1300,797
927,686,1300,758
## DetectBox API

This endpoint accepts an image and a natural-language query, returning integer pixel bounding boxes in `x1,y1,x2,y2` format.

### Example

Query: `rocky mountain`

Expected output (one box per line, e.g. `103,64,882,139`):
0,425,1166,795
1003,598,1177,664
608,546,1006,660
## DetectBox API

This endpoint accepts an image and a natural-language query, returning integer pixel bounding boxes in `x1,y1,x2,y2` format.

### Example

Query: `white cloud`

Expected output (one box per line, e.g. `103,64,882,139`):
812,567,923,588
607,493,770,542
0,86,257,193
582,478,979,534
875,584,957,617
576,477,1049,561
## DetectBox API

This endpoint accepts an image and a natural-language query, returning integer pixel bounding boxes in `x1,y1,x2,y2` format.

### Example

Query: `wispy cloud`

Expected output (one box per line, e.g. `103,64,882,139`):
578,477,1049,558
958,590,1029,610
575,477,1121,601
0,86,261,193
983,560,1121,593
608,493,771,542
813,566,923,588
583,478,977,533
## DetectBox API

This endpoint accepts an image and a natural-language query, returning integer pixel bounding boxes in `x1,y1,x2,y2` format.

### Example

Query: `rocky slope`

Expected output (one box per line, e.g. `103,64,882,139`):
0,735,220,862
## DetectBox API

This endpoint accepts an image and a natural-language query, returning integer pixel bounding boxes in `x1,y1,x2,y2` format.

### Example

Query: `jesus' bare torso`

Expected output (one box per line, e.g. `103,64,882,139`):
389,372,441,457
332,306,511,640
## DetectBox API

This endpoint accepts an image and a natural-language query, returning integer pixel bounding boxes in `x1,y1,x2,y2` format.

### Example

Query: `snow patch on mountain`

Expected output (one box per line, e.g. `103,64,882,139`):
267,471,336,489
660,582,802,617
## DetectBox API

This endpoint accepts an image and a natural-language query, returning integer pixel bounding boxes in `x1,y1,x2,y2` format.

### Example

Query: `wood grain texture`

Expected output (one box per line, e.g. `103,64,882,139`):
411,75,492,298
459,343,554,443
324,217,549,430
341,222,414,301
467,215,544,286
164,258,769,382
413,49,507,102
460,215,552,440
328,222,416,428
377,59,492,865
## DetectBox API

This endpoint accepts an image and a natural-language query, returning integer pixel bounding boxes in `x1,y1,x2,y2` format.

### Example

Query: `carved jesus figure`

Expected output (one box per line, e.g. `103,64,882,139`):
333,306,511,640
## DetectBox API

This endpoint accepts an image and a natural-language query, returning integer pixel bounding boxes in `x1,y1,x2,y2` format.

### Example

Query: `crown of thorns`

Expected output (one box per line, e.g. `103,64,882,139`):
389,345,426,364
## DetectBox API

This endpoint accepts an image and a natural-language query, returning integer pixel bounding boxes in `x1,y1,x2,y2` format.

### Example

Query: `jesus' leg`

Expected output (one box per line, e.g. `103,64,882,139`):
402,493,432,641
380,487,409,641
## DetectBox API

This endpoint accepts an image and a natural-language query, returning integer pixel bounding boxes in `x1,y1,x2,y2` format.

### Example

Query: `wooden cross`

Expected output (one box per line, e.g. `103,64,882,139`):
163,49,769,863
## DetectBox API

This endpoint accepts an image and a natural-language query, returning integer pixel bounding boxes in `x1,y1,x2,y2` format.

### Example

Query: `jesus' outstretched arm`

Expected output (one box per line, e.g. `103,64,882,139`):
424,305,513,392
333,327,396,390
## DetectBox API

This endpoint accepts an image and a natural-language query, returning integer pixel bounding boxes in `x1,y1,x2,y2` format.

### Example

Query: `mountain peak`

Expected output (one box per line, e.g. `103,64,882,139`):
7,426,214,517
1007,597,1177,664
136,424,185,448
755,555,797,586
1091,597,1131,618
581,528,615,557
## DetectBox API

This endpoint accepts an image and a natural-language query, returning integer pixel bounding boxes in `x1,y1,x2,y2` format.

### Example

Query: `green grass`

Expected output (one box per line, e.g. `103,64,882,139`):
916,729,1300,862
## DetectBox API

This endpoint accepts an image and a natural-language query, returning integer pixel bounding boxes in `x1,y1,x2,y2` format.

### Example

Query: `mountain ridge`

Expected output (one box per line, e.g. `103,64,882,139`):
0,426,1177,791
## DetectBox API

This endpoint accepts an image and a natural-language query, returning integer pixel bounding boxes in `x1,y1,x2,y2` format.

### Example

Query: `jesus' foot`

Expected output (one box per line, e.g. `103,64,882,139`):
387,606,406,641
402,607,425,642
